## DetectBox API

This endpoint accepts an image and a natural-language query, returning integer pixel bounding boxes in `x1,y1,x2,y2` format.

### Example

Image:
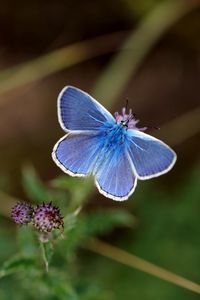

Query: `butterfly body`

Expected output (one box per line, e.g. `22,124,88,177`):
52,86,177,201
101,123,127,145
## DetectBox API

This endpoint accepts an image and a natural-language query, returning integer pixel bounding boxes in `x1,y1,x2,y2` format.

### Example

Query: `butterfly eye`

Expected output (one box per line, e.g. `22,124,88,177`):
121,120,128,128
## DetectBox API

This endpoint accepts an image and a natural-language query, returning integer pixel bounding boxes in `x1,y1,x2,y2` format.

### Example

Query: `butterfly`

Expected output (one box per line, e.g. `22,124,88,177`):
52,86,177,201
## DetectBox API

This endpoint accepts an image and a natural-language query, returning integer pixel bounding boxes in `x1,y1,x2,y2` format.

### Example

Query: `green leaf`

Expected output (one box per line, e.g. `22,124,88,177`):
43,270,78,300
22,164,49,203
58,218,86,259
0,255,35,279
60,209,134,258
84,209,135,236
17,225,38,257
51,176,94,208
63,206,82,232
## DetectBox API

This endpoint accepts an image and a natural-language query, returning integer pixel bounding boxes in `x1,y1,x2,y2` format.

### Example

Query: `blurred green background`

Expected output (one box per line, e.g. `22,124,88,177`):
0,0,200,299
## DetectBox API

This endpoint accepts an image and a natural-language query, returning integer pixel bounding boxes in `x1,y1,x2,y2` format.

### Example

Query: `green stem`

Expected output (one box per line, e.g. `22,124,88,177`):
85,238,200,294
40,240,53,273
40,242,48,273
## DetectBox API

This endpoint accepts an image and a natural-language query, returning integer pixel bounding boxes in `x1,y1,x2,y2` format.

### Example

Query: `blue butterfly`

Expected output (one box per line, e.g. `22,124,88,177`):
52,86,177,201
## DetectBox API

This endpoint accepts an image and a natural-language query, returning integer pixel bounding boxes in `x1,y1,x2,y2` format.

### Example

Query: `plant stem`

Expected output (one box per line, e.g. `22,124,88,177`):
85,238,200,294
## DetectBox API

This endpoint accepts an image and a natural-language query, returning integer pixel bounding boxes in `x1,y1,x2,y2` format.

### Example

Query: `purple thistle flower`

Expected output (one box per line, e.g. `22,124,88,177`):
11,202,33,225
32,202,64,233
114,107,147,131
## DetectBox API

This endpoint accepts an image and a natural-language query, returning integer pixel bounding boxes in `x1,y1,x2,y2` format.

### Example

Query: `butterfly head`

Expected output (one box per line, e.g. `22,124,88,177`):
114,107,146,131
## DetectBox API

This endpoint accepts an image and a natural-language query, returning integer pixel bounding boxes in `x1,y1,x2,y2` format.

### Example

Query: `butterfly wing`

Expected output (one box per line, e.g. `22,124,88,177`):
127,130,176,179
95,144,137,201
52,132,104,177
58,86,115,132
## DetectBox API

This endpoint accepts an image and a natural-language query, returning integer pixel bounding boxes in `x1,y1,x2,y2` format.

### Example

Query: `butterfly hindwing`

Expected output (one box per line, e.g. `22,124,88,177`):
95,144,137,201
58,86,115,132
127,130,177,179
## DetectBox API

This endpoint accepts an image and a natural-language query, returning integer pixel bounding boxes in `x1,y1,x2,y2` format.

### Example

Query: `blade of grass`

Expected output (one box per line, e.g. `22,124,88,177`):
94,0,200,106
156,106,200,146
0,31,126,100
85,238,200,295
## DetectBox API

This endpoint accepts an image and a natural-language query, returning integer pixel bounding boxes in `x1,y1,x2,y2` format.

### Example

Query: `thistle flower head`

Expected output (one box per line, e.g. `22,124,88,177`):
32,202,64,233
114,107,147,131
11,202,33,225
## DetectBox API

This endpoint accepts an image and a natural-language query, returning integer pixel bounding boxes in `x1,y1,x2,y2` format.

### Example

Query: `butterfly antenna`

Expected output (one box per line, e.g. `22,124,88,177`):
146,125,160,130
125,97,138,121
125,98,129,112
132,112,137,119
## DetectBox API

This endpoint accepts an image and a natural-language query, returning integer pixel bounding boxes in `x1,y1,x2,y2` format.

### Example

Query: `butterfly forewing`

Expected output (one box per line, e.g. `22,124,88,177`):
58,86,115,132
127,130,176,179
